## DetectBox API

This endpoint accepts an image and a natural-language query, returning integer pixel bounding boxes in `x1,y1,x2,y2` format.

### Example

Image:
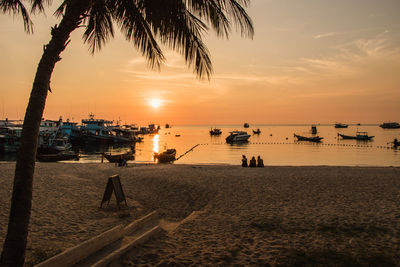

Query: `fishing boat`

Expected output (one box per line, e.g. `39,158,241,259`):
338,131,374,141
335,123,348,128
102,150,134,163
243,123,249,128
225,131,251,143
294,134,323,142
37,136,72,154
80,114,114,143
210,128,222,136
154,149,176,163
36,151,79,162
379,122,400,129
253,129,261,134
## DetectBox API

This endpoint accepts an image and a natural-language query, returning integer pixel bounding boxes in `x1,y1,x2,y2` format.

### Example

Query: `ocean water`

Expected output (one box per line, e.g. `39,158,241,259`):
2,125,400,166
103,124,399,166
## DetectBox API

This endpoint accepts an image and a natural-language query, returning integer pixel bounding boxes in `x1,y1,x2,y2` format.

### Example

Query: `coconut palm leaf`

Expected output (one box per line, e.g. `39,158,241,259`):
0,0,33,32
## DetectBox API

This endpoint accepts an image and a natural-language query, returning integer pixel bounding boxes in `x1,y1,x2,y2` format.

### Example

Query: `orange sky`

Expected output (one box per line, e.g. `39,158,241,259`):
1,0,400,125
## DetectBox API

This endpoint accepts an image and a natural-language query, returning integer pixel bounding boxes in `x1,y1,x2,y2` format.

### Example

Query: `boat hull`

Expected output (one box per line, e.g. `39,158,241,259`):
294,134,323,142
338,134,374,140
103,151,134,163
226,135,251,143
154,149,176,163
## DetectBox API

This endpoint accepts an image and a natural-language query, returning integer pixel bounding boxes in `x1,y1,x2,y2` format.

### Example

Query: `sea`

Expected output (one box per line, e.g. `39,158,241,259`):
1,125,399,166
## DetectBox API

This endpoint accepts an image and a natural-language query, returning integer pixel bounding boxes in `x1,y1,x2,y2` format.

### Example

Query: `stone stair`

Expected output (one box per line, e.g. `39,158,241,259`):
35,211,161,267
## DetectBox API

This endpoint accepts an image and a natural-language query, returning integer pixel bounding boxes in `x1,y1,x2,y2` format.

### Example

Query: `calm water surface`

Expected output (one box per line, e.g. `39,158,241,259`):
93,124,399,166
2,125,399,166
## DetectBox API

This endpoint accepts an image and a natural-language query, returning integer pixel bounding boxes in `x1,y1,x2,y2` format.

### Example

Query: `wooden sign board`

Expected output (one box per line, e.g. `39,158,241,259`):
100,175,127,209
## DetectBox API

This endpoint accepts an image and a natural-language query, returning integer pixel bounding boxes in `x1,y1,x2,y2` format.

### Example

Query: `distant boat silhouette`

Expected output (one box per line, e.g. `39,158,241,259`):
379,122,400,129
335,123,348,128
338,131,374,141
294,134,323,142
210,128,222,136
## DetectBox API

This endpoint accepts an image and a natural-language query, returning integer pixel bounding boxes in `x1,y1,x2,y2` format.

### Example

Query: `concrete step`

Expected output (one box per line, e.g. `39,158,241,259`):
35,211,161,267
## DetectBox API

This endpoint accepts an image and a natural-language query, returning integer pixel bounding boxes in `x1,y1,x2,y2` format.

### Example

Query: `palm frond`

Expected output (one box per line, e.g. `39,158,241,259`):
0,0,33,32
224,0,254,38
186,0,230,38
144,0,213,79
30,0,51,13
111,0,165,69
54,0,67,17
83,0,114,53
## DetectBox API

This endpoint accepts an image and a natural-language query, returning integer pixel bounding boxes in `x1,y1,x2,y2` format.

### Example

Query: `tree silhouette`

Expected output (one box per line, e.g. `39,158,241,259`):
0,0,253,265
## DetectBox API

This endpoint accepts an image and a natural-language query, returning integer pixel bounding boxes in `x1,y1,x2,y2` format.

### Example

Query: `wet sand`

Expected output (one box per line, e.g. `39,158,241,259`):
0,163,399,265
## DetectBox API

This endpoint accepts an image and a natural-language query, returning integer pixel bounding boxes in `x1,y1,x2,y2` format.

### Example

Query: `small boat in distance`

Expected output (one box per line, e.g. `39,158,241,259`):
379,122,400,129
311,125,317,134
226,131,251,143
294,134,323,143
338,131,374,141
253,129,261,134
210,128,222,136
243,123,249,128
154,149,176,163
335,123,349,128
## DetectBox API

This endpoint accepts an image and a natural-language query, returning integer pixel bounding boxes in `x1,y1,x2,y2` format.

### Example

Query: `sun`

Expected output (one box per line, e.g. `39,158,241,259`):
149,99,161,109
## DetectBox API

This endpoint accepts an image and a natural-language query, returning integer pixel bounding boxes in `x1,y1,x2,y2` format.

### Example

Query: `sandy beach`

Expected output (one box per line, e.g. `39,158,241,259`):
0,163,399,266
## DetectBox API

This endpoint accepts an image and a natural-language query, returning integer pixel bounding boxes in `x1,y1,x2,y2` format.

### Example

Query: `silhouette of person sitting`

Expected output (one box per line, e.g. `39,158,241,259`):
241,155,248,167
249,156,257,167
394,138,399,148
257,155,264,167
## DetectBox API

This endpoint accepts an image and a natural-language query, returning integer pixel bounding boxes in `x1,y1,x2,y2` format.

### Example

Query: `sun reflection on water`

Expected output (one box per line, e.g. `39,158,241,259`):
152,134,159,161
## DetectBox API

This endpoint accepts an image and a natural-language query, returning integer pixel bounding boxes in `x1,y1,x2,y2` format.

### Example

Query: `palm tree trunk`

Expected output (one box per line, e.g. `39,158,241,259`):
0,2,89,266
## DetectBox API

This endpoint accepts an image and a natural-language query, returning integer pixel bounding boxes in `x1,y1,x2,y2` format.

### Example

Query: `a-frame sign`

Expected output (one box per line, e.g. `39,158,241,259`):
100,175,127,209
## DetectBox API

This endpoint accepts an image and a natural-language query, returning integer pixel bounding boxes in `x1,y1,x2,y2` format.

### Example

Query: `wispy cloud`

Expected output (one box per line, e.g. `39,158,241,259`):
313,32,340,39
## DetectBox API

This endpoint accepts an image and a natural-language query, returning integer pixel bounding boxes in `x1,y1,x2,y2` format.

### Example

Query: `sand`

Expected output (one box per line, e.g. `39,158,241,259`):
0,163,399,266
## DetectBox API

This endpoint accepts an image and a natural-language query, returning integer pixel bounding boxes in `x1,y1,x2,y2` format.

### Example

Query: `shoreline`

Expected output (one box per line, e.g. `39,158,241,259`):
1,161,400,168
1,163,399,265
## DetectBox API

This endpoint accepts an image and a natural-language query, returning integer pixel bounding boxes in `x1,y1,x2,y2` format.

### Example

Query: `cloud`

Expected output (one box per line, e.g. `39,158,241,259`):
313,32,340,39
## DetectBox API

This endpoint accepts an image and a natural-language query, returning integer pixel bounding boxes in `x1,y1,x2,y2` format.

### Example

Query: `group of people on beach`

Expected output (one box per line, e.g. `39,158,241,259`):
242,155,264,167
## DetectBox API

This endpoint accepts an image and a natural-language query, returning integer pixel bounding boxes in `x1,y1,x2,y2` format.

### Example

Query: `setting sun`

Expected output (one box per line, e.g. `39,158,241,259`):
149,99,161,109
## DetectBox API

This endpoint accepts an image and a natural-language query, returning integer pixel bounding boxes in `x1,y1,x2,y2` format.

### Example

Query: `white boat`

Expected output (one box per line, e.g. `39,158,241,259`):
225,131,251,143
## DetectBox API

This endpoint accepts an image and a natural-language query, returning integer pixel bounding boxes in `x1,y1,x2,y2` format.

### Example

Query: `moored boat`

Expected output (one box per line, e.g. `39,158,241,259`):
294,134,323,142
379,122,400,129
154,149,176,163
80,114,114,143
335,123,348,128
253,129,261,134
338,131,374,141
210,128,222,136
226,131,251,143
102,150,134,163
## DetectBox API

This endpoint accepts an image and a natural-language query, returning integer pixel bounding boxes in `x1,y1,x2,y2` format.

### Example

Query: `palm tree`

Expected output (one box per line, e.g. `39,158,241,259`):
0,0,253,266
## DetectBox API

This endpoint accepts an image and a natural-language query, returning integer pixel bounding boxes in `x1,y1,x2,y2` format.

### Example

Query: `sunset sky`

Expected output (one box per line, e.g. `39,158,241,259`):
1,0,399,125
